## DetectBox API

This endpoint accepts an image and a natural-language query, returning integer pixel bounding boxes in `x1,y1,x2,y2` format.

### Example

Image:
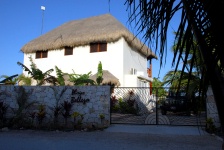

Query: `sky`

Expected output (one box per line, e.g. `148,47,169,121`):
0,0,180,81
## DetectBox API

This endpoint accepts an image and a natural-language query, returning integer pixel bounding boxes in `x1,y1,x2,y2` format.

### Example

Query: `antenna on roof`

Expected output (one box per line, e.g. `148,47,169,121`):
41,6,45,35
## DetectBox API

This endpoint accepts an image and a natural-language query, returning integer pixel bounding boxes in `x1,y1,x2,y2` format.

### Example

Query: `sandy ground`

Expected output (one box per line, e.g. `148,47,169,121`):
0,128,223,150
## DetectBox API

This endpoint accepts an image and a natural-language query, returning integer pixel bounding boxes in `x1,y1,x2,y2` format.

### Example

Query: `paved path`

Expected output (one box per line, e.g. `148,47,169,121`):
111,112,206,126
0,125,223,150
105,124,207,135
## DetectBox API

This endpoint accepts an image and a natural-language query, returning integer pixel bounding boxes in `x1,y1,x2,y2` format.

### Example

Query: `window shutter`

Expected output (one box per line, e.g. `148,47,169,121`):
90,43,98,53
100,43,107,52
36,51,41,59
42,51,48,58
65,47,73,55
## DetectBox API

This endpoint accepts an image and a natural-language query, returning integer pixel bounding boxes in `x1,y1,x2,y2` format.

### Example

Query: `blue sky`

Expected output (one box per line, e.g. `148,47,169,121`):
0,0,180,81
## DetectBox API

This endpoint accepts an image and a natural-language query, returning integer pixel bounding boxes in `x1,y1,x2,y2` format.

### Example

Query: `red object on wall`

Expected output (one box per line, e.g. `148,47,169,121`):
147,59,153,95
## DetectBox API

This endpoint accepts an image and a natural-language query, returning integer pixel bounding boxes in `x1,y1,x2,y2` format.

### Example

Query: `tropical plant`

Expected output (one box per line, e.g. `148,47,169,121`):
165,31,205,93
162,31,206,112
72,111,80,118
96,61,103,85
17,56,56,85
49,86,67,126
72,111,84,129
171,31,204,74
17,74,32,85
61,100,73,126
10,86,37,128
117,98,138,115
163,71,200,95
0,74,18,85
99,113,105,126
206,117,217,134
55,66,65,85
125,1,224,142
151,77,167,97
99,114,105,120
68,70,95,85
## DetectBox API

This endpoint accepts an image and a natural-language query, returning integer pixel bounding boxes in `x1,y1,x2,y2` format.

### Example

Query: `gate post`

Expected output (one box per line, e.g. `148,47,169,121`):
206,85,220,128
156,87,158,125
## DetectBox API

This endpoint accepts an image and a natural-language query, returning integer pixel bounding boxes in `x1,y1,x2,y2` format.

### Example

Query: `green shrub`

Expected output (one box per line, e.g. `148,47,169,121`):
206,118,217,134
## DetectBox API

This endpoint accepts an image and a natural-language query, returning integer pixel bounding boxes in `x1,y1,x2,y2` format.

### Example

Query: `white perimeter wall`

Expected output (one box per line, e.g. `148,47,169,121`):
23,38,149,87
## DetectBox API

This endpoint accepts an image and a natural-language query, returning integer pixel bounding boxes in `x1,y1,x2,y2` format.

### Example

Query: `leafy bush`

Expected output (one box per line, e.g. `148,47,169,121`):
206,118,217,133
118,98,138,114
72,111,84,130
69,71,95,85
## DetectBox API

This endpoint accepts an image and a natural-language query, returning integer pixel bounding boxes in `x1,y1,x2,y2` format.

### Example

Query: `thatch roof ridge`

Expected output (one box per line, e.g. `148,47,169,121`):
21,14,157,59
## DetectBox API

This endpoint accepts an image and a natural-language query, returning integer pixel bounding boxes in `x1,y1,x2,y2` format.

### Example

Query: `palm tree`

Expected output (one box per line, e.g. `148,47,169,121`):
163,70,201,99
163,31,203,96
126,0,224,145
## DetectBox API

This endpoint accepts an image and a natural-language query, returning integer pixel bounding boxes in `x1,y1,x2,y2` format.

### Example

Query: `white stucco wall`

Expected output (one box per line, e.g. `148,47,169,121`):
0,85,111,128
23,37,150,87
122,38,150,87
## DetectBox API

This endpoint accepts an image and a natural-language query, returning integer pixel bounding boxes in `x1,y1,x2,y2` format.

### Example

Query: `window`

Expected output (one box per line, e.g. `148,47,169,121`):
36,51,48,59
90,42,107,53
64,47,73,55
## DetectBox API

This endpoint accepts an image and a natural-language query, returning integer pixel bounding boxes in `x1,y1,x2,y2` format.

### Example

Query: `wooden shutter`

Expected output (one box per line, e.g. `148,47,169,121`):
42,51,48,58
90,43,98,53
36,51,41,59
100,43,107,52
64,47,73,55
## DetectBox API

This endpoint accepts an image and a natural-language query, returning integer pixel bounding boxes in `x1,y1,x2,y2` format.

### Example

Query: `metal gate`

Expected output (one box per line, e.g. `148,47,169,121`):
110,87,206,126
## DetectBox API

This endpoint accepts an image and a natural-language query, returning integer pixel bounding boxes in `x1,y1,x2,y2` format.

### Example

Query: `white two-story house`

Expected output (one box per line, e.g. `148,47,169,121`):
21,14,157,87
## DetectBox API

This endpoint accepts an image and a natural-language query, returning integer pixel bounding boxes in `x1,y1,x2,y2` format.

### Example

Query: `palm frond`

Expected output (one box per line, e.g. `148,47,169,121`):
17,62,33,76
126,0,224,137
55,66,65,85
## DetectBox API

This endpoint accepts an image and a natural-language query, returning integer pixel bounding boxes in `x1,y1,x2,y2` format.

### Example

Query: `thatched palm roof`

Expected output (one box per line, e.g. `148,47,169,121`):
21,14,157,59
90,70,120,86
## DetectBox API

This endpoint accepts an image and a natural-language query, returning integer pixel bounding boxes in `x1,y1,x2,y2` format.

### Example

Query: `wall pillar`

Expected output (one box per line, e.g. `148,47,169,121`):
206,85,220,128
